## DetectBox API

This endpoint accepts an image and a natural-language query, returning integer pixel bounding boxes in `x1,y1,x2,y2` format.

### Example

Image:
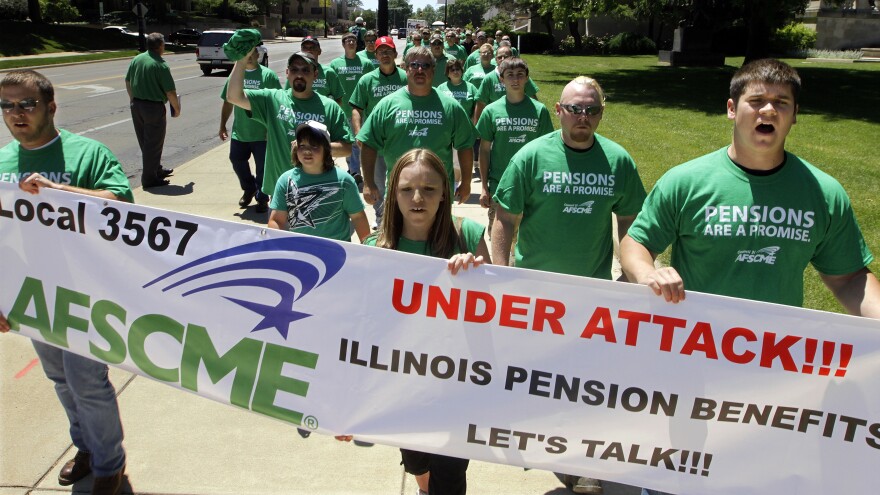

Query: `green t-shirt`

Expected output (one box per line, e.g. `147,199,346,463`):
445,43,468,61
464,50,494,71
438,80,478,118
431,53,455,88
477,69,539,105
356,88,476,193
476,97,554,195
270,167,365,241
245,89,352,196
463,63,494,88
364,217,485,256
348,67,408,119
0,129,133,202
627,147,874,307
221,65,282,142
356,50,380,70
125,51,175,102
328,55,373,118
493,131,647,279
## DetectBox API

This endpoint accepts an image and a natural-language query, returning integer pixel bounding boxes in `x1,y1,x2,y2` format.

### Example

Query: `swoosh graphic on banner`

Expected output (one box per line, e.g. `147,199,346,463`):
144,236,346,338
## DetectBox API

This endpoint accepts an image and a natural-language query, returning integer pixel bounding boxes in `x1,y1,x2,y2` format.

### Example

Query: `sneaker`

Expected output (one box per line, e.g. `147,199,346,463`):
416,489,428,495
296,428,311,439
239,190,256,208
569,476,603,494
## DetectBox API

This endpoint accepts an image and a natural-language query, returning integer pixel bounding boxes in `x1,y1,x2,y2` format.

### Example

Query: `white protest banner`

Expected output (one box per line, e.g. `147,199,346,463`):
407,19,427,34
1,182,879,495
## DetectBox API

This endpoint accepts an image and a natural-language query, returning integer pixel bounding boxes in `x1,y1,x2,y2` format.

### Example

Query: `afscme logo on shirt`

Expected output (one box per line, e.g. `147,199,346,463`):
734,246,780,264
562,201,594,214
508,134,527,143
409,127,429,137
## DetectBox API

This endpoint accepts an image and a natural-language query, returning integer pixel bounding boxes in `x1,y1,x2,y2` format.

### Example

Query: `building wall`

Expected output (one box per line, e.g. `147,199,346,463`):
816,11,880,50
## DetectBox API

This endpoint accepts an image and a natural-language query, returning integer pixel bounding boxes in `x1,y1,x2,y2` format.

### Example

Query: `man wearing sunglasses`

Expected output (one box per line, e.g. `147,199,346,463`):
0,70,133,495
464,31,489,70
428,34,455,87
349,36,408,227
357,30,380,70
125,32,180,188
226,50,352,205
357,46,476,212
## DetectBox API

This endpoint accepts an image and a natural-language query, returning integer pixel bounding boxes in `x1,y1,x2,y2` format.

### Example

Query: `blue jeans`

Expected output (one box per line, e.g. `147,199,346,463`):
373,155,387,225
347,119,361,174
229,139,268,202
33,341,126,477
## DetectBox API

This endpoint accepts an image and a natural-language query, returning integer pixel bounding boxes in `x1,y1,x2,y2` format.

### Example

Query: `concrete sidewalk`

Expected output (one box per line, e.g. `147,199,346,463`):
1,143,638,495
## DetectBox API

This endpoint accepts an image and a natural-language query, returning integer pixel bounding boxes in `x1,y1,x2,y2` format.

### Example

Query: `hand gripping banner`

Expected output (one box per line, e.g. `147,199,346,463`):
2,182,879,494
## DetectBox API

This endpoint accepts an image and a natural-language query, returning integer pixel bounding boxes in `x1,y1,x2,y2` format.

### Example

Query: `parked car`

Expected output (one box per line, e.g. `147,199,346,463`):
103,26,138,37
397,28,407,39
196,30,268,76
390,28,399,36
168,28,202,45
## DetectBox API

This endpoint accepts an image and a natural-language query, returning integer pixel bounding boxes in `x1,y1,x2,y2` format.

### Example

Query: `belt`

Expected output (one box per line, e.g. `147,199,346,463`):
132,97,163,104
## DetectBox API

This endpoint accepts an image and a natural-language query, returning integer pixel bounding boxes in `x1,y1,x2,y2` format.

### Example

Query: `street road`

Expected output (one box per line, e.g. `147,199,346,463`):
0,39,345,188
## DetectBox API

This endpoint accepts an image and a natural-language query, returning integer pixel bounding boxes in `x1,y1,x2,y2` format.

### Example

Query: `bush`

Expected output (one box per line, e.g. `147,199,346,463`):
607,32,656,55
0,0,27,21
231,0,259,20
515,32,554,54
40,0,80,23
770,23,816,55
555,34,613,55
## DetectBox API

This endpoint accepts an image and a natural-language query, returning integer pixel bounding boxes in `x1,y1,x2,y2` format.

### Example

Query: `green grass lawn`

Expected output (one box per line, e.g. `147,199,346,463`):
524,55,880,314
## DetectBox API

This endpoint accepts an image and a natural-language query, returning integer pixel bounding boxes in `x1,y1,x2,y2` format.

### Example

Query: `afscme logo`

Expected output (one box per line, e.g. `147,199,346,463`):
735,246,780,264
409,127,429,137
144,236,346,339
562,201,595,214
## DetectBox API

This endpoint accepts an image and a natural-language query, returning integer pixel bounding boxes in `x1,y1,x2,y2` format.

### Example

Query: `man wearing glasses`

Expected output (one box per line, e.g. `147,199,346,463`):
492,76,647,278
428,34,455,87
472,45,539,124
0,70,133,495
349,36,407,227
329,32,373,185
358,46,476,212
357,30,380,70
226,50,352,203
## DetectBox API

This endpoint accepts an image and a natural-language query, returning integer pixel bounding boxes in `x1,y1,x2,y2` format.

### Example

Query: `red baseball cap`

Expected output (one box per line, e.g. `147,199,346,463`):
375,36,396,50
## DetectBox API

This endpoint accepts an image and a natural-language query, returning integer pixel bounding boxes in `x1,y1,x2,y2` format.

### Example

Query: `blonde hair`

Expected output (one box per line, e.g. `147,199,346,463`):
569,76,607,106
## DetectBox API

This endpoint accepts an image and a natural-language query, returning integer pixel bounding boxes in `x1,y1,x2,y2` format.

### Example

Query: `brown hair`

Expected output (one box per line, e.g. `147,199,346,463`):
291,128,334,172
730,58,801,105
373,149,463,257
0,70,54,102
499,57,528,77
445,58,464,77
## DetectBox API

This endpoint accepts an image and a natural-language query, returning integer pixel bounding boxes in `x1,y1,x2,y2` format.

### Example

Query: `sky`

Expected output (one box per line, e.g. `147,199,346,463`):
361,0,442,15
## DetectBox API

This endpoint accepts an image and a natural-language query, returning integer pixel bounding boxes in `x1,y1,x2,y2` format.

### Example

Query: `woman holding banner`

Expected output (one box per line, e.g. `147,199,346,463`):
359,148,490,494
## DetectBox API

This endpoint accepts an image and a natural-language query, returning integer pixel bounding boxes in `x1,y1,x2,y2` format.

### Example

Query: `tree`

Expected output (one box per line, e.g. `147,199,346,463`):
416,4,437,24
388,0,413,28
447,0,488,27
347,0,363,10
27,0,41,22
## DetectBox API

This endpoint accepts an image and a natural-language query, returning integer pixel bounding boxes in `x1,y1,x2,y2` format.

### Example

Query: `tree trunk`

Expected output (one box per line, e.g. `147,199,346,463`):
744,2,772,62
568,19,581,50
28,0,42,22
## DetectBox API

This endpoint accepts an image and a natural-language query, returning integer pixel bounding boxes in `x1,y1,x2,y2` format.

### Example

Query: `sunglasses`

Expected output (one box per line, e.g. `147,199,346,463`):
0,98,39,113
560,103,603,116
408,61,433,70
288,66,313,75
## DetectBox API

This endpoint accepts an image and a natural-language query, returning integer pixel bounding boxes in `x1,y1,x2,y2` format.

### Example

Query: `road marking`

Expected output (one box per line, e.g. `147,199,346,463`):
58,84,115,94
87,89,127,98
15,358,39,379
77,118,132,136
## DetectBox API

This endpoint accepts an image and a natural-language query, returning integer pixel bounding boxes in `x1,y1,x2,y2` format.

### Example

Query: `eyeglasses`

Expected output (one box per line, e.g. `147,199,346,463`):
377,49,395,57
408,61,433,70
560,103,603,116
449,67,462,72
0,98,39,113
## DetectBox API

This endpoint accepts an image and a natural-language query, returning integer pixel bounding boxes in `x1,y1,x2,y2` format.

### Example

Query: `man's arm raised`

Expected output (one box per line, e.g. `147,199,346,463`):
225,49,253,111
